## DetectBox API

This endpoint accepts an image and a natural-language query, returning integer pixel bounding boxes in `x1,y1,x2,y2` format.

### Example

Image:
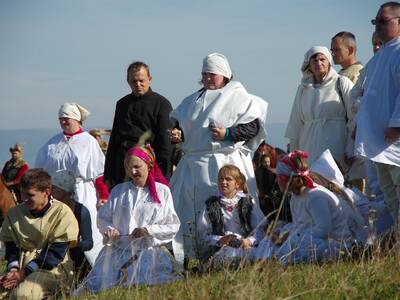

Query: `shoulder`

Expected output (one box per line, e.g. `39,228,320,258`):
50,199,75,216
116,94,133,106
43,132,65,145
205,195,220,207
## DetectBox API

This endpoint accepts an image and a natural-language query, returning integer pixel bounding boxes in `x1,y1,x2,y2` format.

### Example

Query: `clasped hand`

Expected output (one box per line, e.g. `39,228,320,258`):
217,234,252,249
0,268,25,290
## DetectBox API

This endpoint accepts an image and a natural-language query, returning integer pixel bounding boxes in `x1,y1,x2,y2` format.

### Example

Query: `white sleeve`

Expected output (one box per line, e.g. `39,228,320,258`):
97,189,116,234
285,85,304,144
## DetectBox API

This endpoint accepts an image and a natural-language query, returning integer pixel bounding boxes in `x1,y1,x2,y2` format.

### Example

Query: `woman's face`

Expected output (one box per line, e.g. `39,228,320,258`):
125,156,149,187
59,117,81,134
308,53,330,80
202,72,226,90
218,172,240,198
277,176,305,195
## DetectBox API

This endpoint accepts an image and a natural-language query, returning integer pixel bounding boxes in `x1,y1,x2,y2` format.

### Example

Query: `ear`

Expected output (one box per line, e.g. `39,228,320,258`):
347,46,355,55
149,75,153,82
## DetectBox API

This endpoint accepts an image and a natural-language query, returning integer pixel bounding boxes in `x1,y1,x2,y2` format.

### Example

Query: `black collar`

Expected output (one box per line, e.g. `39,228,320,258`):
30,200,51,218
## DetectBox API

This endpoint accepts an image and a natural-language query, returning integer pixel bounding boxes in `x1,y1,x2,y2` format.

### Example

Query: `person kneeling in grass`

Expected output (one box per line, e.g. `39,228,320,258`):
0,169,79,299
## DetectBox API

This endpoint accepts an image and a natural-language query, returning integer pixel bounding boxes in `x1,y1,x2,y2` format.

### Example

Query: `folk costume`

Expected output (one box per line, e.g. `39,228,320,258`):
170,53,268,263
197,192,264,263
76,146,181,293
0,199,79,299
285,46,354,165
35,103,105,265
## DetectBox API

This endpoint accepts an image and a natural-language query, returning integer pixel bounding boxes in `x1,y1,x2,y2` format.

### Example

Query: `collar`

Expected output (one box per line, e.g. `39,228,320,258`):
30,200,51,218
131,87,153,99
383,36,400,47
64,127,84,139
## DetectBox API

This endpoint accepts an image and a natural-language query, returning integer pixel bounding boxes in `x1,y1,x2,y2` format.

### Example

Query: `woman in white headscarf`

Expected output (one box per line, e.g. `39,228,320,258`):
169,53,268,264
35,102,107,266
285,46,354,166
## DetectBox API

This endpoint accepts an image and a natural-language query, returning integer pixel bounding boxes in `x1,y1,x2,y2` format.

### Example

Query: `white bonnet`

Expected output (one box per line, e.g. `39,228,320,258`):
310,149,344,186
51,169,76,193
202,52,232,79
301,46,333,73
58,102,90,122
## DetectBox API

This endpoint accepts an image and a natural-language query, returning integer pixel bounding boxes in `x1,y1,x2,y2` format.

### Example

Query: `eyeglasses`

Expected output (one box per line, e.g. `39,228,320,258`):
371,16,400,25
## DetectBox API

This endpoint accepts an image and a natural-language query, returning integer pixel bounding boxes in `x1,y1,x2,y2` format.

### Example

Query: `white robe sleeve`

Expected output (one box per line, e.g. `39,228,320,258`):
146,185,181,245
97,190,116,235
306,193,332,239
285,85,304,150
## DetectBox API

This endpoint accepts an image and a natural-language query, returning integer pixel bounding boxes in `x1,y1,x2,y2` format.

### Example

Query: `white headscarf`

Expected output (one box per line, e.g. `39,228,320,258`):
202,52,232,79
58,102,90,122
51,169,76,193
310,149,345,186
301,46,333,73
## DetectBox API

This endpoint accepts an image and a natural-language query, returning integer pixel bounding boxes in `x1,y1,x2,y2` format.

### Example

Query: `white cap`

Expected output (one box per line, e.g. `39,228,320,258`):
58,102,90,122
202,52,232,79
310,149,344,186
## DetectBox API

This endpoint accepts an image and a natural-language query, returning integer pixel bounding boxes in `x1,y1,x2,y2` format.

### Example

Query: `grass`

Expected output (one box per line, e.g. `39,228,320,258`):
71,253,400,300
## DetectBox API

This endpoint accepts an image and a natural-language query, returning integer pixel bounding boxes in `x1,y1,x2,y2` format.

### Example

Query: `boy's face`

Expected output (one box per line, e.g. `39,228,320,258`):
21,187,50,212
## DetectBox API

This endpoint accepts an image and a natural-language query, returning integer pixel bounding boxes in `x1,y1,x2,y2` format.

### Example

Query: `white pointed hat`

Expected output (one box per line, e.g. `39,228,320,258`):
310,149,344,186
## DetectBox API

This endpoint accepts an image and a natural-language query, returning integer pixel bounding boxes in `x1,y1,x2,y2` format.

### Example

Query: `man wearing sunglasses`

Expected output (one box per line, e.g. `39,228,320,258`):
355,1,400,228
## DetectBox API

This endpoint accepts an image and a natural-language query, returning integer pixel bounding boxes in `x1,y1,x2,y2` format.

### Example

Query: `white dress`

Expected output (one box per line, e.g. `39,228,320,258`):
170,81,268,263
251,185,353,265
285,68,354,165
35,131,105,265
197,192,265,263
76,181,181,293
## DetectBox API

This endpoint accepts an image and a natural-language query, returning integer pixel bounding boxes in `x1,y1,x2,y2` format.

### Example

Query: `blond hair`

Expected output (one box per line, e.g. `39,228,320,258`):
218,165,248,194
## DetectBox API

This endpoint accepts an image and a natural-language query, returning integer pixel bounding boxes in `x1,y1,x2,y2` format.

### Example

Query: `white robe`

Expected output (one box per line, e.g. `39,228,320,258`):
251,185,353,265
76,181,181,293
35,131,105,265
285,68,354,165
170,81,268,263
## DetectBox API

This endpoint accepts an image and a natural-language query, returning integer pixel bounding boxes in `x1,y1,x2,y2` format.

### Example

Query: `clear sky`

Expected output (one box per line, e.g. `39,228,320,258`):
0,0,382,130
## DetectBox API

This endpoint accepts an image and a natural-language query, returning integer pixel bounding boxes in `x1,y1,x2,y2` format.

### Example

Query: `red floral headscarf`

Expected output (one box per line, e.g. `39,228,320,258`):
126,144,169,204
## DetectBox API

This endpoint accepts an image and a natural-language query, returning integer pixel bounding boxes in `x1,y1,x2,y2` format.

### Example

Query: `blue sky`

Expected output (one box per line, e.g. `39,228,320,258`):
0,0,381,130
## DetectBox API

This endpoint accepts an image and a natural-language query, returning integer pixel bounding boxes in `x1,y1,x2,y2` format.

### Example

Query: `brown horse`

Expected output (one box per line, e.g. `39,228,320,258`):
0,176,16,222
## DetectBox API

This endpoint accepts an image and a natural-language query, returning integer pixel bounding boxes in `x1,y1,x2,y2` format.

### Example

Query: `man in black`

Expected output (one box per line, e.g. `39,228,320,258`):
104,62,173,189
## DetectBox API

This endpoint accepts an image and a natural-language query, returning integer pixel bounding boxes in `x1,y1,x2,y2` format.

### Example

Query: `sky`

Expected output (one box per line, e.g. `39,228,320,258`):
0,0,382,131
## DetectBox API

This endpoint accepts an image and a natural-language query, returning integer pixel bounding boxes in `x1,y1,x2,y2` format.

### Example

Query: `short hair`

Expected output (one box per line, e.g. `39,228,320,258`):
332,31,357,51
126,61,150,81
380,2,400,15
20,168,52,192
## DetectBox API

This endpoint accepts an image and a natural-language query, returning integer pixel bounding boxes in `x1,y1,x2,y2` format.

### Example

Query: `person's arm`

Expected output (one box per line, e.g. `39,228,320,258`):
104,103,120,185
154,99,174,179
285,85,305,150
307,192,332,239
95,175,109,204
228,119,260,143
4,242,20,271
24,242,69,275
73,204,93,252
385,60,400,142
7,164,28,185
197,206,223,246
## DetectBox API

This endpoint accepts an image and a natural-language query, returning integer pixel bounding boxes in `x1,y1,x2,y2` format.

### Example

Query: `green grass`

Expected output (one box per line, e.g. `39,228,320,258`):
71,254,400,300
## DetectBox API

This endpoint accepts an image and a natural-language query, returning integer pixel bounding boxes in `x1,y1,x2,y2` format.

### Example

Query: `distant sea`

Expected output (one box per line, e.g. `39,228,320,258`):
0,123,288,169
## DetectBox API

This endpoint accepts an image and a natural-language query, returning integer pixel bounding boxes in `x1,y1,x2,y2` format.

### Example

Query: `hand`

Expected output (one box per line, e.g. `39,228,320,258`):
210,127,226,141
97,198,107,209
384,127,400,143
104,227,120,240
241,238,252,249
168,128,182,143
131,227,149,239
217,234,236,247
3,269,25,290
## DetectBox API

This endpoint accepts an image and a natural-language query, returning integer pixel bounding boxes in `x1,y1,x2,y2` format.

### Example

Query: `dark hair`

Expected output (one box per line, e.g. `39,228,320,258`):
21,168,52,192
126,61,150,81
332,31,357,50
381,1,400,10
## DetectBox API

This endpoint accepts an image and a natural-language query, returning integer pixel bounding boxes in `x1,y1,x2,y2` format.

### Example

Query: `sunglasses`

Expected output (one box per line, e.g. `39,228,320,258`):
371,16,400,25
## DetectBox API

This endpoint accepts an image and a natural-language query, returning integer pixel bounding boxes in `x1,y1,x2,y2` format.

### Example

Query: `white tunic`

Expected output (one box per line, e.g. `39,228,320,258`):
285,68,354,165
355,37,400,166
170,81,268,262
77,181,181,293
35,131,105,265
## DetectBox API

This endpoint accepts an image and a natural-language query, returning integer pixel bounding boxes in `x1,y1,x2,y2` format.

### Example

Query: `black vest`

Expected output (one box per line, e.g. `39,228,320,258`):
205,195,254,237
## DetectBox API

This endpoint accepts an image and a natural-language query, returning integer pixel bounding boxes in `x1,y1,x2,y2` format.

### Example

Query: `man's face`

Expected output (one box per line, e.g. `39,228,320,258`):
10,151,21,161
21,187,50,212
375,7,400,43
331,37,350,66
128,67,152,97
261,156,271,169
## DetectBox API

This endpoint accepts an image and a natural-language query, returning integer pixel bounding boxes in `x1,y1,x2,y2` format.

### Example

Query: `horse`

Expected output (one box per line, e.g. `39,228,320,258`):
0,176,17,223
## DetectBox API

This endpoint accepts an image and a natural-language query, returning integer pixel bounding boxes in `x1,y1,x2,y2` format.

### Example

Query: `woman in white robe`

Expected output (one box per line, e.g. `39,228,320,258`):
75,144,181,294
309,149,393,242
251,151,353,265
169,53,268,264
35,102,106,265
285,46,354,166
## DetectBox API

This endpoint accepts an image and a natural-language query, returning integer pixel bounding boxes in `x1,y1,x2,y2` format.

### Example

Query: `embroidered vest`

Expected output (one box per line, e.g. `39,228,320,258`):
2,160,25,182
205,195,254,237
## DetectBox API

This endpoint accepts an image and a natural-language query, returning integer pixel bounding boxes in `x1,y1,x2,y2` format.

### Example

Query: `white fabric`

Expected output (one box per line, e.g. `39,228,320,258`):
285,66,354,165
170,80,268,263
251,185,353,265
355,37,400,166
51,169,76,193
197,193,264,247
310,149,345,186
76,181,181,293
58,102,90,122
202,53,232,79
35,131,105,265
